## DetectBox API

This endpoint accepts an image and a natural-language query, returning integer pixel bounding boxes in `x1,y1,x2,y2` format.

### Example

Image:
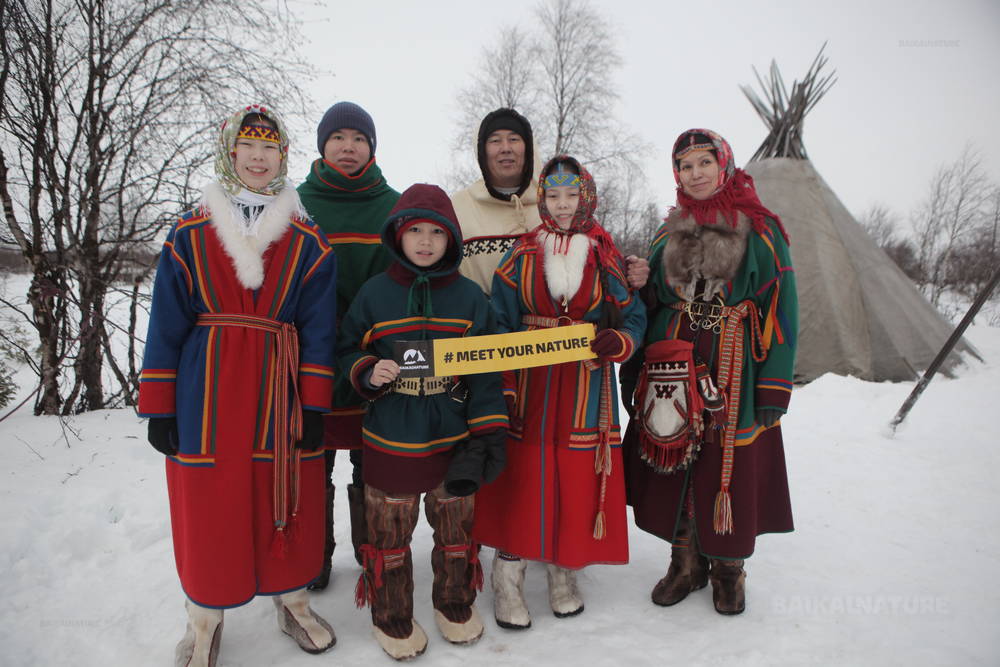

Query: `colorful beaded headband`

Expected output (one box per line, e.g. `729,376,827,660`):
236,124,281,144
674,138,715,160
543,163,582,189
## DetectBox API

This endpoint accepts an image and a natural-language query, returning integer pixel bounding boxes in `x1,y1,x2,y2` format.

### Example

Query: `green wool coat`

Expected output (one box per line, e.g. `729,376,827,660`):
624,215,798,559
298,159,400,416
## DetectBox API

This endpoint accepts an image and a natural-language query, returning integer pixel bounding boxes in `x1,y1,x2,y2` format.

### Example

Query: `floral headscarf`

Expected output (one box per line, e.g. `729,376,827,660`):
671,128,735,199
536,155,599,235
669,128,789,243
533,154,622,269
214,103,290,196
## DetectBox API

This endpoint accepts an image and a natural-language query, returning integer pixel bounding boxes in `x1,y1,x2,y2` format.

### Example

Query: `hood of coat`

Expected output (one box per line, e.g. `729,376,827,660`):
381,183,465,279
476,107,536,200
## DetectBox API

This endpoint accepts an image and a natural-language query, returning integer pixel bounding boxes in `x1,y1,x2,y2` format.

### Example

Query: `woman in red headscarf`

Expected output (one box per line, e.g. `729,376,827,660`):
623,129,797,615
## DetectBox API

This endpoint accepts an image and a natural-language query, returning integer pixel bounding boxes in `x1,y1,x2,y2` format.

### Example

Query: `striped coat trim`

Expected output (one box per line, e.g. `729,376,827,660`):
360,317,473,348
326,232,382,245
757,377,793,393
468,413,510,433
362,427,468,457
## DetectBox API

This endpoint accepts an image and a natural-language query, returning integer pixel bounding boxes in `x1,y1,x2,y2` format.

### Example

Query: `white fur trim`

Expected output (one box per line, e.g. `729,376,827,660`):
433,607,484,645
372,619,428,660
540,231,593,304
202,183,306,290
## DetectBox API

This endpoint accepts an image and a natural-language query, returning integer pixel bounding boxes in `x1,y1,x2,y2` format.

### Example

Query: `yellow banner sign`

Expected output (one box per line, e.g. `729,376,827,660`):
437,323,596,375
394,324,596,377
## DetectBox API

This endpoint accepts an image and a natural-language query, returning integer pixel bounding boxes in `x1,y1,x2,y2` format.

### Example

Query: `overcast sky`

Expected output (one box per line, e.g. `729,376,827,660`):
289,0,1000,228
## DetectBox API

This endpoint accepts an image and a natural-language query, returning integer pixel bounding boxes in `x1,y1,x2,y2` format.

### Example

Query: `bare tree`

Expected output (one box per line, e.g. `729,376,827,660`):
1,0,312,414
856,202,921,280
597,158,659,258
858,203,901,248
446,26,540,191
910,145,989,304
535,0,621,157
454,26,540,139
943,185,1000,298
447,0,659,254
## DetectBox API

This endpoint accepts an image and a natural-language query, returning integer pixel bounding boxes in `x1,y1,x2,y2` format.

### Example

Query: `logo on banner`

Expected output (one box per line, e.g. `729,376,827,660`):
394,340,434,377
391,324,597,378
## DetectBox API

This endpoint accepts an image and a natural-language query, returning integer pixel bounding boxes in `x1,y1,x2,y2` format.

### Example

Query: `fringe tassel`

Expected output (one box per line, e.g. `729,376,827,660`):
638,431,700,474
593,510,606,540
269,525,288,560
354,570,372,609
355,544,380,608
713,489,734,535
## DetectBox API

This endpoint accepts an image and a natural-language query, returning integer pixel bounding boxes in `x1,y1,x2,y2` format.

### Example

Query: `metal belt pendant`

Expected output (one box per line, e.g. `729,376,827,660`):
683,295,726,334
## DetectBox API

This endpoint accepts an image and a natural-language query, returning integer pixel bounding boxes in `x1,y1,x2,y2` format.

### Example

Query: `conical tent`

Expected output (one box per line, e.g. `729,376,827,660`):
741,47,976,382
745,158,975,382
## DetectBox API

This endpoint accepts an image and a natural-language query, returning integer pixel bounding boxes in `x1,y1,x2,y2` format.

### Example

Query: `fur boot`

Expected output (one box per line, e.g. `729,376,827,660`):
491,553,530,629
424,486,483,645
174,599,223,667
348,483,367,567
651,516,709,606
709,559,746,615
308,478,336,591
364,485,425,657
546,564,584,617
273,589,336,654
372,619,428,661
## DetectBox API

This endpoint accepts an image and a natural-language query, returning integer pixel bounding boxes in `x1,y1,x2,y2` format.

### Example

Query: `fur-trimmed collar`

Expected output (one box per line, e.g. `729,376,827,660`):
661,208,750,302
539,230,593,304
201,183,305,290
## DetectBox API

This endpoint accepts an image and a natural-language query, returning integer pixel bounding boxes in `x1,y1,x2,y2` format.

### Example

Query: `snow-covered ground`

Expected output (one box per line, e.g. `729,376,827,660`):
1,319,998,666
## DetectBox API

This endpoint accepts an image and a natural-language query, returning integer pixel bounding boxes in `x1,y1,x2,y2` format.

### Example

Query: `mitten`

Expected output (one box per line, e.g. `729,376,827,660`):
590,328,632,363
444,438,487,497
480,428,508,484
756,408,783,428
147,417,179,456
295,410,326,451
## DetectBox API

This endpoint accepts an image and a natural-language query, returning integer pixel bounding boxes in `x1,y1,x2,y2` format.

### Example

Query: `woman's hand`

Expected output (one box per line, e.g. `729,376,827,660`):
369,359,400,388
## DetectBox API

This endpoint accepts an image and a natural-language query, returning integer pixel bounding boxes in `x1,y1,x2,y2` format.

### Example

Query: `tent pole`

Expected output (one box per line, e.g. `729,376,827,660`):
889,266,1000,432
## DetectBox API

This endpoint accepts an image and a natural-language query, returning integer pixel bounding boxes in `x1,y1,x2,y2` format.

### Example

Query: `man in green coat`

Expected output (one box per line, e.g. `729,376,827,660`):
298,101,401,590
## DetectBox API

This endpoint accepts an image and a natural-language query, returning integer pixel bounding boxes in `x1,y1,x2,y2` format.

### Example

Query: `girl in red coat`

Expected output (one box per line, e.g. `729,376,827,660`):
473,156,646,629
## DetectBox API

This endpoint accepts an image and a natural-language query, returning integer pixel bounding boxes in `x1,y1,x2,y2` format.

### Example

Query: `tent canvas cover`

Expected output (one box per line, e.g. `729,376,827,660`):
745,157,976,383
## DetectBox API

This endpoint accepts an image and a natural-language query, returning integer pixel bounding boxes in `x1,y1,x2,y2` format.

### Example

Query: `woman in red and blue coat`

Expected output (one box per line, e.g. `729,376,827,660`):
138,104,338,664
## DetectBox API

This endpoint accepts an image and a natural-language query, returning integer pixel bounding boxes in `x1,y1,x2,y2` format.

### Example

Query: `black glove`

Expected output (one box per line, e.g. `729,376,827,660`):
147,417,179,456
756,409,783,428
295,410,326,451
480,428,507,484
444,438,487,497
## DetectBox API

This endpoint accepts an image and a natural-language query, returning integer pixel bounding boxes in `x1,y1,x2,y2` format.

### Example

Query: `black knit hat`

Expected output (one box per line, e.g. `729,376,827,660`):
316,101,376,156
476,107,534,200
